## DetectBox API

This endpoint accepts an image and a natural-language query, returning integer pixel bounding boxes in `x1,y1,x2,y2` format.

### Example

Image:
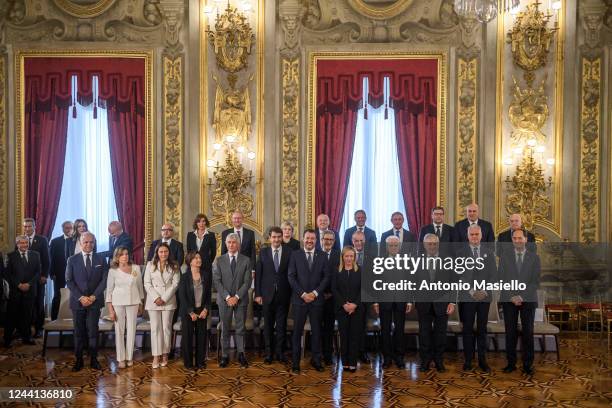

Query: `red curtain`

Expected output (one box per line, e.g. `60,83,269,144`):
315,59,438,232
24,58,146,261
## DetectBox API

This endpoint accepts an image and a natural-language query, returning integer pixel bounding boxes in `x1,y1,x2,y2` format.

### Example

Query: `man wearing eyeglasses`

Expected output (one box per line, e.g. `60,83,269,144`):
147,223,185,266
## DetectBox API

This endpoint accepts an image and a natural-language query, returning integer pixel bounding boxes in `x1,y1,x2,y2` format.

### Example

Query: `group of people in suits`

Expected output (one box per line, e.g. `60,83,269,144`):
1,204,540,377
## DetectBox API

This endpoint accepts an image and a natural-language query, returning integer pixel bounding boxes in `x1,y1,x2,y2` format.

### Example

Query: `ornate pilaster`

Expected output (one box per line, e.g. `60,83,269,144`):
160,0,184,240
0,50,6,250
578,1,605,243
279,0,302,229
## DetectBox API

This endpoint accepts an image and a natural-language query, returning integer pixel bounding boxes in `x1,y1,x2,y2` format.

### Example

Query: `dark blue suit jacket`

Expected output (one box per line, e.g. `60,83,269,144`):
454,218,495,243
65,253,108,310
380,228,416,256
418,224,456,242
343,226,377,248
315,229,341,251
255,244,292,305
288,249,330,306
100,232,133,259
49,235,76,286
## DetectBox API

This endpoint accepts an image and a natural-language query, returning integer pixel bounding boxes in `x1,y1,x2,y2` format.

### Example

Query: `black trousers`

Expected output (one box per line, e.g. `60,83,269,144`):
459,302,490,364
181,307,207,368
380,302,406,361
337,305,363,367
502,302,536,368
51,277,65,321
291,303,323,365
34,280,46,331
262,291,289,356
358,302,370,354
415,302,448,364
4,294,34,343
321,296,336,360
73,307,101,360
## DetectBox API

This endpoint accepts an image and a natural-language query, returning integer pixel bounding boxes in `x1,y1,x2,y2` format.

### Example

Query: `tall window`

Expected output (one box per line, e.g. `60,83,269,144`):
51,76,118,251
339,77,407,240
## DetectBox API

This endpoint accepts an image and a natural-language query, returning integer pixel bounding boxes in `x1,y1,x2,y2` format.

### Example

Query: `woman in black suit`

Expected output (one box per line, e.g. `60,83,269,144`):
281,221,300,251
185,214,217,271
332,246,363,373
178,251,211,369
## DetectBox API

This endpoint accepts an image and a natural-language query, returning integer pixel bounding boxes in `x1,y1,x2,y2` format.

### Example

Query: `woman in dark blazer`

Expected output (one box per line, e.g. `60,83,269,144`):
185,214,216,272
281,221,300,251
178,251,211,369
332,246,363,373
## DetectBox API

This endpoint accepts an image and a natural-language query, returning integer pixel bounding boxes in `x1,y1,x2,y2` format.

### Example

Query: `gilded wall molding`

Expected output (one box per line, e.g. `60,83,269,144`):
455,56,478,219
578,57,601,243
0,51,7,250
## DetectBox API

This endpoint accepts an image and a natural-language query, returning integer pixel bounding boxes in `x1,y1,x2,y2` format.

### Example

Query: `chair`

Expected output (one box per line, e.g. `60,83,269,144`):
545,302,576,331
577,296,604,333
98,304,115,347
42,287,73,356
532,290,561,360
486,295,506,351
135,309,151,351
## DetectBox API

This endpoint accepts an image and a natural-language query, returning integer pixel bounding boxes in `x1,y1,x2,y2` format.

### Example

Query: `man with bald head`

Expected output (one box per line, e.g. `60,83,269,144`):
147,223,185,266
314,214,340,252
100,221,133,260
496,214,536,258
454,204,495,243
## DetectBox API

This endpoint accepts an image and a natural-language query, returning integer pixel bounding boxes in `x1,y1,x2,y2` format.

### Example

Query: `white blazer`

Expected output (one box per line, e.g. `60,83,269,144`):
144,261,180,311
105,265,145,306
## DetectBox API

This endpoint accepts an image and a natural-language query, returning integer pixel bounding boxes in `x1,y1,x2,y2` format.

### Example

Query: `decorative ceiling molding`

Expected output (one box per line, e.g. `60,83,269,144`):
52,0,117,19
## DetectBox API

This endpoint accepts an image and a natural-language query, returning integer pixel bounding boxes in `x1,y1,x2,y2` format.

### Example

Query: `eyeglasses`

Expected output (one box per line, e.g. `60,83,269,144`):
161,229,173,232
322,238,335,241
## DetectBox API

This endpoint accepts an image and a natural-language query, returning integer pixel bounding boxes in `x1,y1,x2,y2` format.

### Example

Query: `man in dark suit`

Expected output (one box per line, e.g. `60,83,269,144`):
65,232,108,371
496,213,537,258
343,209,377,247
4,236,40,347
320,230,340,365
147,223,185,266
414,233,456,373
499,228,540,375
288,229,330,373
255,227,292,364
373,235,411,369
49,221,75,320
419,206,456,243
314,214,340,252
99,221,133,260
22,218,49,338
454,203,495,243
221,211,256,270
458,225,497,373
380,212,416,257
213,233,253,368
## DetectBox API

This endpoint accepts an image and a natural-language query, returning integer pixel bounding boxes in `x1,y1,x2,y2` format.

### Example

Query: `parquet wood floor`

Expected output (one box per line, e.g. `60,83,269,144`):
0,333,610,407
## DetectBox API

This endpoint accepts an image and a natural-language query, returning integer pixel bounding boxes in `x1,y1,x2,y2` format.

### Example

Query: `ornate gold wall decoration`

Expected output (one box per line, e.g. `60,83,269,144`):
281,58,300,227
579,57,601,243
53,0,117,18
212,75,252,145
507,2,556,86
346,0,415,20
0,53,7,250
207,2,254,75
162,55,183,239
508,76,549,145
455,56,478,218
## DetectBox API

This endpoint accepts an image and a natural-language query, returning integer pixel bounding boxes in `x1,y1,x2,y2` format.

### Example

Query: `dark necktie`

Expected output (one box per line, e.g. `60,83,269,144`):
273,249,280,272
307,252,313,269
435,225,441,238
516,252,523,274
110,236,115,249
85,254,92,278
230,255,236,277
357,252,363,267
28,238,32,249
21,252,27,264
64,238,70,259
236,230,242,243
394,230,400,237
472,246,479,259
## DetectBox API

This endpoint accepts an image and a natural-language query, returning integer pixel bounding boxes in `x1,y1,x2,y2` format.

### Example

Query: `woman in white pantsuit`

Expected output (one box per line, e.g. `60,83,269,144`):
106,247,144,368
144,242,180,368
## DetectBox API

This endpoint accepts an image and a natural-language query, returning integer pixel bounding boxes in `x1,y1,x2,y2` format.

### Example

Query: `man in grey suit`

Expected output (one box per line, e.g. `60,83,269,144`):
213,233,252,368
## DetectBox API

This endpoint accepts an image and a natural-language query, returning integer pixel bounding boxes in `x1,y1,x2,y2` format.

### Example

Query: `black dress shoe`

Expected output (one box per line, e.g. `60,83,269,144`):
419,360,431,372
522,366,534,375
184,364,193,370
479,363,491,373
291,365,300,374
264,355,273,364
360,353,371,364
503,365,516,373
33,330,43,339
382,360,392,369
238,352,249,368
277,354,288,364
196,362,207,369
463,363,473,371
395,358,405,369
90,359,102,370
219,356,230,368
323,356,333,366
72,359,84,372
310,360,324,372
22,339,36,345
435,362,446,373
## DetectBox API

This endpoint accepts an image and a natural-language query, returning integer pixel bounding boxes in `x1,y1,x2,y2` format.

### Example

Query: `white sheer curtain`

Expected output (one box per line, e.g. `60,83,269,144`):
339,77,408,241
51,75,118,252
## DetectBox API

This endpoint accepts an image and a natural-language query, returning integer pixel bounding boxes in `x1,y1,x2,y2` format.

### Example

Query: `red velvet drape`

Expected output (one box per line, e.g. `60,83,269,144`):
24,57,146,261
315,59,438,232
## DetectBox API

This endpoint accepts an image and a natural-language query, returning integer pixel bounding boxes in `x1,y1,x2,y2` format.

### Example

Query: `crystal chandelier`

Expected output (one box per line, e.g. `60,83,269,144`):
454,0,520,23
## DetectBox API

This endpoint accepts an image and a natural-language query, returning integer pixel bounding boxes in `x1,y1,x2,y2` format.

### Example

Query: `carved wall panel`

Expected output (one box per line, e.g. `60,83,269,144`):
281,57,300,228
0,52,7,250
